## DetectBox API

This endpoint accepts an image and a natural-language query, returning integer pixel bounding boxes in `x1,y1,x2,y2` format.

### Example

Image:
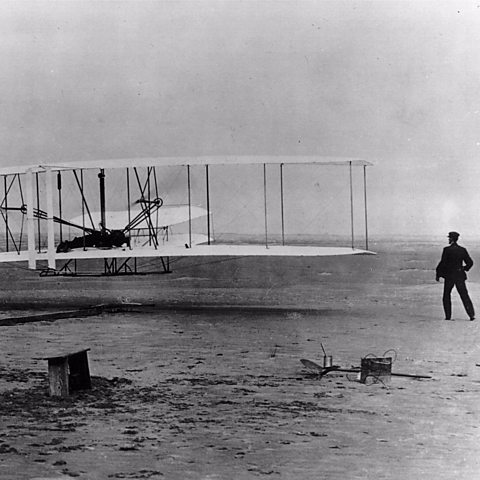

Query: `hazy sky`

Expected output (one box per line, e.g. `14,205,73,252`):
1,1,480,238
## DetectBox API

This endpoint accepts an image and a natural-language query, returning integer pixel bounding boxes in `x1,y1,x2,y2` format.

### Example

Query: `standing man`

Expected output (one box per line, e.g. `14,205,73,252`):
436,231,475,321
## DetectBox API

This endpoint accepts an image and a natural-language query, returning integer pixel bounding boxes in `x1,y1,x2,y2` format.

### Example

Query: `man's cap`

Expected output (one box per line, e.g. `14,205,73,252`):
448,231,460,240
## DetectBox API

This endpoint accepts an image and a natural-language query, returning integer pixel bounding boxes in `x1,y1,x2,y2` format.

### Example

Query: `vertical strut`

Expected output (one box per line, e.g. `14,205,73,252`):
127,168,132,250
187,165,192,248
363,165,369,251
280,163,285,246
263,163,268,248
98,169,106,232
26,169,36,269
36,172,41,252
80,170,86,250
147,167,151,203
349,161,354,249
57,171,63,243
45,167,56,269
205,164,211,245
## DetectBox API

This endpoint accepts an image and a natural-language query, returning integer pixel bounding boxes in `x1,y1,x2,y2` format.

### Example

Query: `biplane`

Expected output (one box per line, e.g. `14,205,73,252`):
0,156,374,276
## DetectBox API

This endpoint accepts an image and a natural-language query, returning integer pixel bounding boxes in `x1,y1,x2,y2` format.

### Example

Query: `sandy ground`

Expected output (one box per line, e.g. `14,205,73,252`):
1,238,480,479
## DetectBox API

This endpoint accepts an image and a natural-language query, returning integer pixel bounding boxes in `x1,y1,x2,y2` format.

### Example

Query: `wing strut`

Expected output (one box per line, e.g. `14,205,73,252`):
36,172,41,253
263,163,268,248
280,163,285,246
80,169,86,250
363,165,369,251
187,165,192,248
126,168,132,250
3,176,7,251
26,169,36,269
349,161,354,250
99,169,106,232
205,165,211,245
45,167,56,269
57,171,63,243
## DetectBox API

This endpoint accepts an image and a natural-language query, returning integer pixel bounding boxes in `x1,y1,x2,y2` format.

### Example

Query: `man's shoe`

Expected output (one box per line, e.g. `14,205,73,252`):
470,317,475,321
445,318,452,321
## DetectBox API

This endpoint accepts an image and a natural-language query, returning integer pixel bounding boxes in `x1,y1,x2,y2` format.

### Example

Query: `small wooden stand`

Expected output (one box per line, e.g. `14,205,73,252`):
43,348,91,397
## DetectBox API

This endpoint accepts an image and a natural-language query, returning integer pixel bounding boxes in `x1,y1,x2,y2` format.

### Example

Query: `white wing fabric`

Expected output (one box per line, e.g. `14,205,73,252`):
69,205,208,230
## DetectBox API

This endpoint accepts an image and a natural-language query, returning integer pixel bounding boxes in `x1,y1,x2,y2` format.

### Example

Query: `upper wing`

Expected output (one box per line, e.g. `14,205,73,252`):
0,156,372,175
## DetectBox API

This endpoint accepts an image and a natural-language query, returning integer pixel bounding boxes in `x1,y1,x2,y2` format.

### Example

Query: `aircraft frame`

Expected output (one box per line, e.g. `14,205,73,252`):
0,156,374,276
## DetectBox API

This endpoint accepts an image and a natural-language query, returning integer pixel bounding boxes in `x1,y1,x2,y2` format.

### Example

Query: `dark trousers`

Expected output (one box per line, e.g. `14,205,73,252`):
443,277,475,319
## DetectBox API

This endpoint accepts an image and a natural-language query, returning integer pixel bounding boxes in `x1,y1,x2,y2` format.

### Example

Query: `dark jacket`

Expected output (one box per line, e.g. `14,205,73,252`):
436,243,474,280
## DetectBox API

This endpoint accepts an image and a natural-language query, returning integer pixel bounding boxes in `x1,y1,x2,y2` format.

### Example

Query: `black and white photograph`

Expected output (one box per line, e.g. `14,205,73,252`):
0,1,479,479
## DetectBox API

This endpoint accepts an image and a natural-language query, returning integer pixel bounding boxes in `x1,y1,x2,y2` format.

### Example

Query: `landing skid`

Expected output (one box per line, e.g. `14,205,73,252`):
39,256,172,277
